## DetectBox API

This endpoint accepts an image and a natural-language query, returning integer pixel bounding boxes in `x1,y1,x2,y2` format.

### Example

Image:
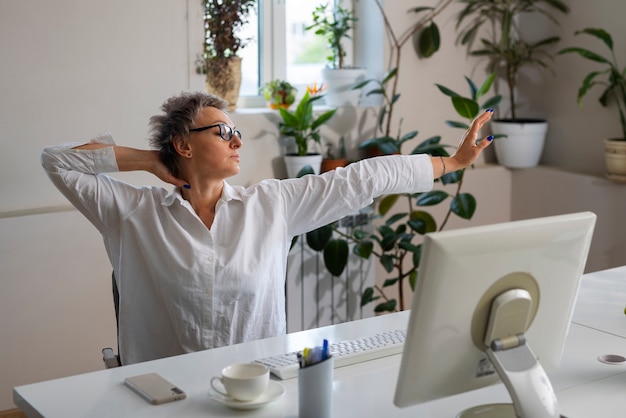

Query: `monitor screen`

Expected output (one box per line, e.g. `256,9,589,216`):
393,212,596,415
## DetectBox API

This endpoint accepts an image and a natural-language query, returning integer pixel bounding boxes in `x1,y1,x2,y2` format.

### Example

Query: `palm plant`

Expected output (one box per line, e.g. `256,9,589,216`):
455,0,569,120
558,28,626,140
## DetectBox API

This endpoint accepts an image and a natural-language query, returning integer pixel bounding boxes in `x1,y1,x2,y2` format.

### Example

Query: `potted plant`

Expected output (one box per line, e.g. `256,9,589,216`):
278,89,337,177
260,79,297,110
558,28,626,181
305,2,365,107
203,0,256,111
455,0,569,168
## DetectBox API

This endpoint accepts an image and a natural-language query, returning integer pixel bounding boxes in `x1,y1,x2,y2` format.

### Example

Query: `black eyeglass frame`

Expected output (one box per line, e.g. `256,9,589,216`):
188,123,242,141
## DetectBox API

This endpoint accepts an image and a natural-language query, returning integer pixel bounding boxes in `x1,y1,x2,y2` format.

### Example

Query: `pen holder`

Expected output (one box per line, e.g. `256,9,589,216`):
298,355,334,418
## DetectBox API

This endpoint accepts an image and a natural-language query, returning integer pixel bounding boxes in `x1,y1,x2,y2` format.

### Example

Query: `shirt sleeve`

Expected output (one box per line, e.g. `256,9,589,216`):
278,154,434,236
40,131,143,233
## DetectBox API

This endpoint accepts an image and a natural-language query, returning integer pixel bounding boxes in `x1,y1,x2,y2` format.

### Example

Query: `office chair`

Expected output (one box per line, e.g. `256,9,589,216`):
102,271,122,368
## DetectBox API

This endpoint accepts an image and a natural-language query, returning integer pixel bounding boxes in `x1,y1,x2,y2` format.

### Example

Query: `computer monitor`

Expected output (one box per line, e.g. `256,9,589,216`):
394,212,596,418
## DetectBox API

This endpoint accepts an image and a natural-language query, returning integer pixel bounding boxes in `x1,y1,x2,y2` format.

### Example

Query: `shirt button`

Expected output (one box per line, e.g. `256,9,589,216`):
207,255,213,262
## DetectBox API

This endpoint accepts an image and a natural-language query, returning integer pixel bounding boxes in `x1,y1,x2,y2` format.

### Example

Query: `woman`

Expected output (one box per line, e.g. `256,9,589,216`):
41,91,494,365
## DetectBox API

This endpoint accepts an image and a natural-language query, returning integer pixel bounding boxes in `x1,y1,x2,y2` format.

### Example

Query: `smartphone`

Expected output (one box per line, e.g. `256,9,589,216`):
124,373,186,405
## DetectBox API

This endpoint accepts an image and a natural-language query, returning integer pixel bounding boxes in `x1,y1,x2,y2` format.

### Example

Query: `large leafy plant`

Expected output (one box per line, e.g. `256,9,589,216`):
203,0,255,59
455,0,569,120
558,28,626,140
297,0,497,314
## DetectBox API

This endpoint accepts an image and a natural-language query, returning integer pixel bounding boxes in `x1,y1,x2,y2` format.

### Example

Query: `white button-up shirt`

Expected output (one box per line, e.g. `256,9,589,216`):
41,132,434,364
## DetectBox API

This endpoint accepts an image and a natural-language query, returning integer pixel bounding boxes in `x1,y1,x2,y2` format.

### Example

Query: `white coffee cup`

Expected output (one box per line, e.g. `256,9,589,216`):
210,363,269,401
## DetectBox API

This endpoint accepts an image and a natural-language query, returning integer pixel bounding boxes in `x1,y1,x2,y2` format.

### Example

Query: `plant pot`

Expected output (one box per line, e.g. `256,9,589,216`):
205,56,242,112
490,119,548,169
321,68,367,107
284,154,323,178
321,158,348,173
268,102,293,110
605,138,626,182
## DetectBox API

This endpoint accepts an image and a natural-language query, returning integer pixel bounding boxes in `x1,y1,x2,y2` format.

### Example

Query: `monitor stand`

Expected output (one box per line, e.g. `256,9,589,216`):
457,289,566,418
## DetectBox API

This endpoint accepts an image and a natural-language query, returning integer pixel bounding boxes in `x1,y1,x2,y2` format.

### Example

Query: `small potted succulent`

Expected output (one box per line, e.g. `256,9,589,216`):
260,79,297,110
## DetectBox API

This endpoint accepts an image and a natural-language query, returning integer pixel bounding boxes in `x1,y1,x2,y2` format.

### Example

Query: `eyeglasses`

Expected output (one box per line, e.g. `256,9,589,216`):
189,123,242,141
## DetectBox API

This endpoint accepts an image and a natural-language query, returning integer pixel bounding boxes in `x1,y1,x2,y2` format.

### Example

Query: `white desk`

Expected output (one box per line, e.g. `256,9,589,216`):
14,267,626,418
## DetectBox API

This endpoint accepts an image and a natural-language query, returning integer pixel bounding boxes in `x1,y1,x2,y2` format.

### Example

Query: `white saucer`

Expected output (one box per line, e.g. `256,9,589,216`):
208,380,285,410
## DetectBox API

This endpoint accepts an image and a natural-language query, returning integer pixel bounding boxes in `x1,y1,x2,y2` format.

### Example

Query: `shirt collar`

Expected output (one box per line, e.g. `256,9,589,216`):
161,181,241,207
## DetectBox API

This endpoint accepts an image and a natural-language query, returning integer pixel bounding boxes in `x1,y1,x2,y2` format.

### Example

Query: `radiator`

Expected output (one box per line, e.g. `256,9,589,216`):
285,217,375,333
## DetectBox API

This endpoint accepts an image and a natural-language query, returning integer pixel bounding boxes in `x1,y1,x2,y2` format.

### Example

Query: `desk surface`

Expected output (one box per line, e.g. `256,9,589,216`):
14,267,626,418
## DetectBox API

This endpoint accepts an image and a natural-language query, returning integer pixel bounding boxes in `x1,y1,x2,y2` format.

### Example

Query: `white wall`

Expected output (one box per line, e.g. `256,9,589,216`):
1,0,625,412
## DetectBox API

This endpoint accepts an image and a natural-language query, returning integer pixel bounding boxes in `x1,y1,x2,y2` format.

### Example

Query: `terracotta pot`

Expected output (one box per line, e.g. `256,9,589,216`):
321,158,349,173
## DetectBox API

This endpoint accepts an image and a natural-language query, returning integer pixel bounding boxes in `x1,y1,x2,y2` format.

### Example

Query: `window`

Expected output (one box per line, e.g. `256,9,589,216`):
238,0,347,107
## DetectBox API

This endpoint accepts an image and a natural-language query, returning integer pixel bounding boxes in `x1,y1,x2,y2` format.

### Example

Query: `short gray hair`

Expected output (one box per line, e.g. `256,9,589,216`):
148,91,228,177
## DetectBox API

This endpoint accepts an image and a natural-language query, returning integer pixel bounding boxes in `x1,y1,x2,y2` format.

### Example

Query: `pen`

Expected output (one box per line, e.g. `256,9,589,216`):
303,347,310,366
322,339,329,360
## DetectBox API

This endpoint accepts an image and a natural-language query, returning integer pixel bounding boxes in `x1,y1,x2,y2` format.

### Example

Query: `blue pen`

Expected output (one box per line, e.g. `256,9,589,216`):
322,339,329,360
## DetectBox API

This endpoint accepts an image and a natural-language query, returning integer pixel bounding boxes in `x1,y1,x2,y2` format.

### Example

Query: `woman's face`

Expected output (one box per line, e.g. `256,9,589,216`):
186,106,243,180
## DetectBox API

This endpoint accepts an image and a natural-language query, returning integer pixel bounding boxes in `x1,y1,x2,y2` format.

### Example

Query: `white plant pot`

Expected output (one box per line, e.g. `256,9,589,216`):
321,68,367,107
604,138,626,181
284,154,323,178
490,119,548,169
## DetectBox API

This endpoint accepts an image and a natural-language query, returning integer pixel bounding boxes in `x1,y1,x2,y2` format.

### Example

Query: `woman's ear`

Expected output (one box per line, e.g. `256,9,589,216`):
172,135,191,157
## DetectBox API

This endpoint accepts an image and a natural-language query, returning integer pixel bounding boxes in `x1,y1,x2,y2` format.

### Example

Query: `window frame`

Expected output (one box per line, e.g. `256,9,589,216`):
239,0,359,109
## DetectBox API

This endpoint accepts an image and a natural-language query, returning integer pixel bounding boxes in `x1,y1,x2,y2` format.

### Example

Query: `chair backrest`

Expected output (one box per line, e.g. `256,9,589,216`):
102,271,122,368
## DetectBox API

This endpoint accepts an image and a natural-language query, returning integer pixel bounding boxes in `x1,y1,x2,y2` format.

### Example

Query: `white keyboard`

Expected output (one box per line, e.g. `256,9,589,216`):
254,329,406,380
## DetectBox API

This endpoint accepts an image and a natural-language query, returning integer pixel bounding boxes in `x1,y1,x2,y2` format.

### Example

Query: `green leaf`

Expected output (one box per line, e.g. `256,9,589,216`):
409,270,418,291
379,194,400,216
385,212,408,226
481,95,502,110
353,241,373,258
374,299,397,313
380,254,395,272
476,72,497,99
408,211,437,234
452,96,479,119
296,165,314,177
558,47,612,65
323,239,349,276
435,84,461,98
361,287,379,307
383,277,399,287
306,224,333,251
577,27,613,50
465,75,478,100
311,109,337,130
451,193,477,219
416,22,440,58
416,190,449,206
379,230,397,252
445,120,470,129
